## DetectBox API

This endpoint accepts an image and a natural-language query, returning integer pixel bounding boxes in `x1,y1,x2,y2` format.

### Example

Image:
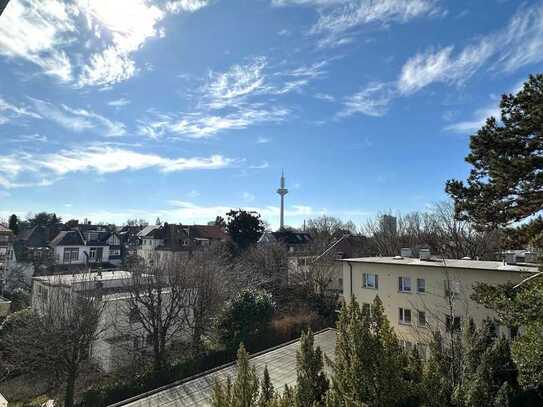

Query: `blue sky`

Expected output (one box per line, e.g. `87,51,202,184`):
0,0,542,229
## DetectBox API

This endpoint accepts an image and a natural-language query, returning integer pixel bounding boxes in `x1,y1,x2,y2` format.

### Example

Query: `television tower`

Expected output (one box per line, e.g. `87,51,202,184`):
277,170,288,230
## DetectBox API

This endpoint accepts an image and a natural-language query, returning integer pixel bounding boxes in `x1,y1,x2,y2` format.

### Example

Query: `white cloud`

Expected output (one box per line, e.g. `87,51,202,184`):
497,3,543,72
203,57,268,109
398,2,543,94
31,98,126,137
138,56,330,139
166,0,210,13
340,82,397,117
398,41,494,94
0,0,210,87
285,0,442,47
314,93,335,102
108,98,131,108
0,97,41,125
341,2,543,118
0,145,235,189
0,0,75,82
257,136,271,144
139,107,290,139
443,104,500,134
5,134,48,143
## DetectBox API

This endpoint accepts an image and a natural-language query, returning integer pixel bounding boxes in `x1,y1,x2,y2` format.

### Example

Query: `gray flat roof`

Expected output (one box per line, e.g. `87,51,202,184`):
109,328,337,407
33,270,132,286
340,257,539,273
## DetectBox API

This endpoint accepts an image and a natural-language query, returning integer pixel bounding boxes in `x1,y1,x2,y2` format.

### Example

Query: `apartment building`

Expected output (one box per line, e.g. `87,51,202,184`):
340,251,539,355
32,270,191,372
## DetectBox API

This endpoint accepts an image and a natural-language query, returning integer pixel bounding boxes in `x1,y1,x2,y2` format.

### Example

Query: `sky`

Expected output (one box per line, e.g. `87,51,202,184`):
0,0,542,230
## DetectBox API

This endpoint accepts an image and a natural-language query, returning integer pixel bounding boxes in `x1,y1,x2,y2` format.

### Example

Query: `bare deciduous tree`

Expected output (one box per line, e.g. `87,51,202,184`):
0,274,104,407
122,254,194,373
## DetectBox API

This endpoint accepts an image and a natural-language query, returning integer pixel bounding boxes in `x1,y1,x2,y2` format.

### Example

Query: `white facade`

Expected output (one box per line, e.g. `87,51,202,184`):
54,244,111,265
32,271,192,373
342,257,538,354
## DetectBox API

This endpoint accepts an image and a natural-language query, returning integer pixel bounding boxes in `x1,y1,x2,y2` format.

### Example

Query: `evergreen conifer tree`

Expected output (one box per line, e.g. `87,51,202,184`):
296,329,329,407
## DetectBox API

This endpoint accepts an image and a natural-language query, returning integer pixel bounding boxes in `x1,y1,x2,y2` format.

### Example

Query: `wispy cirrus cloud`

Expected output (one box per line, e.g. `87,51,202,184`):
274,0,442,47
342,1,543,118
138,56,327,139
31,98,126,137
0,97,41,125
139,107,290,139
0,0,211,87
0,144,236,189
398,41,494,94
398,2,543,94
108,98,131,108
339,82,397,117
443,104,500,134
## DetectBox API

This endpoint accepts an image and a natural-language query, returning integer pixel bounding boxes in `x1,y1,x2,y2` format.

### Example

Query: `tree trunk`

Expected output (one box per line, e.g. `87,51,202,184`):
64,371,76,407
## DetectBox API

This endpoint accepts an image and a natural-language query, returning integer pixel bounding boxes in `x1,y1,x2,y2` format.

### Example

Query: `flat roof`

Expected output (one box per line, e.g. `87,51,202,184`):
109,328,337,407
33,270,132,286
340,257,539,273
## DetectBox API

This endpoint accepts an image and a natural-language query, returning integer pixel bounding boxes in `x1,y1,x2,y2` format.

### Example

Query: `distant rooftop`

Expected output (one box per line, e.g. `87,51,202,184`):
109,328,337,407
340,257,540,273
33,270,132,286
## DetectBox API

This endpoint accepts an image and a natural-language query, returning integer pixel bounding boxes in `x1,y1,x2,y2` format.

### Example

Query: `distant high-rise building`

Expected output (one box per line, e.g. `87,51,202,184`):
277,171,288,230
381,215,397,235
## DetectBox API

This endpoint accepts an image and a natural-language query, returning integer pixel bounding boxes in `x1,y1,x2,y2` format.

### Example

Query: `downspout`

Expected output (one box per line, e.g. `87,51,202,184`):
348,261,353,300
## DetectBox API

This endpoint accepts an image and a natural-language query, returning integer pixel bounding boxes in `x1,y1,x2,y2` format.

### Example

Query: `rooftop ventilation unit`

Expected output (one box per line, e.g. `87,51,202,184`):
504,252,517,265
419,248,431,261
400,248,413,258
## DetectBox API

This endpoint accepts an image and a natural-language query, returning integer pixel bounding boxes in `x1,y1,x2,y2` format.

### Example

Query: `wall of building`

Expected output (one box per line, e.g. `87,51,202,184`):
342,261,531,348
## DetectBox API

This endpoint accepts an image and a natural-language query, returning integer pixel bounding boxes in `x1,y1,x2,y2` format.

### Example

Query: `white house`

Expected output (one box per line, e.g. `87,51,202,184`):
32,270,192,372
340,252,538,356
49,230,115,267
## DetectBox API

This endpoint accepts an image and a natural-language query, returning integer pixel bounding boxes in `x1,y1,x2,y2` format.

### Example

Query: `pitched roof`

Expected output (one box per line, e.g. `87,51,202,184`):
189,225,228,240
271,230,313,245
50,230,85,246
108,329,337,407
137,225,161,238
17,225,51,247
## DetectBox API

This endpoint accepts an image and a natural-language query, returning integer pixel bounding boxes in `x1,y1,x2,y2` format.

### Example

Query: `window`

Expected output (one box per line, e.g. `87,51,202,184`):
446,316,462,332
110,248,121,256
399,277,411,292
417,278,425,293
338,278,343,287
418,310,427,326
399,308,412,325
89,247,97,259
362,302,372,316
63,247,79,263
363,273,378,289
